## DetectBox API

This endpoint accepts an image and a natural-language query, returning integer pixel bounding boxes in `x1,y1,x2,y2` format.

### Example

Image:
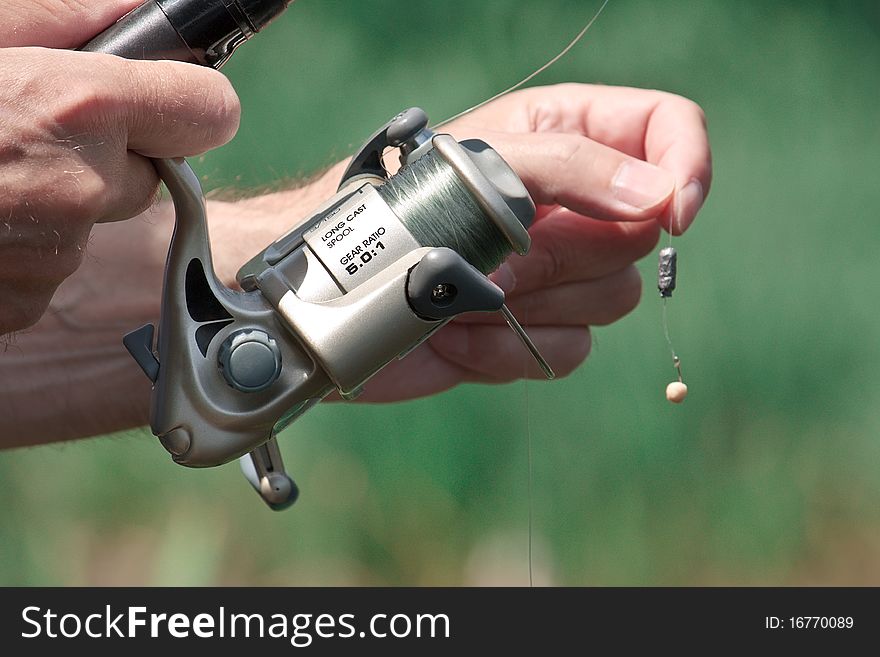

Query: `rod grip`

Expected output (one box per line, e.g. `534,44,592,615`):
81,1,292,67
80,1,199,64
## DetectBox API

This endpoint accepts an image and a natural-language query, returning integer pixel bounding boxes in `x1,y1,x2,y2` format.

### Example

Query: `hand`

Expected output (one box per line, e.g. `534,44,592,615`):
0,81,710,443
355,83,712,401
0,1,241,334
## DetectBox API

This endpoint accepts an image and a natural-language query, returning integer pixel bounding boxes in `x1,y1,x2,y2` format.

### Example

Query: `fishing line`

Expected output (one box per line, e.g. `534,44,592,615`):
383,0,614,583
524,302,534,588
385,0,677,580
430,0,613,586
382,152,548,584
379,149,509,274
660,193,688,403
381,0,616,277
432,0,612,129
526,371,534,587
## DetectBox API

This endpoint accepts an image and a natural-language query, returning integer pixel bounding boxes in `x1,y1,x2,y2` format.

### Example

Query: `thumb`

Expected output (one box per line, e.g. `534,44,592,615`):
1,1,143,49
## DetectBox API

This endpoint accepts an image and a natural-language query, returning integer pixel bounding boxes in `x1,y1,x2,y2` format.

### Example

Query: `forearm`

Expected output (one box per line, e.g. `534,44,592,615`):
0,164,343,448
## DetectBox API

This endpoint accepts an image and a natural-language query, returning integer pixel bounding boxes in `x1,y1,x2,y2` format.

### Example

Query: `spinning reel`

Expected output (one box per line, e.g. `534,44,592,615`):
86,1,552,510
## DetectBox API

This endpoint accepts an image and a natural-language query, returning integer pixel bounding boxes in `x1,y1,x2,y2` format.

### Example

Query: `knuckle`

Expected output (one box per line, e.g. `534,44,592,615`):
533,226,591,287
139,62,241,152
551,134,587,169
47,243,86,282
661,91,707,128
93,172,160,223
682,98,708,129
524,90,567,132
2,51,121,137
542,135,592,202
29,228,89,282
535,241,566,286
49,63,118,130
95,156,160,223
56,0,92,20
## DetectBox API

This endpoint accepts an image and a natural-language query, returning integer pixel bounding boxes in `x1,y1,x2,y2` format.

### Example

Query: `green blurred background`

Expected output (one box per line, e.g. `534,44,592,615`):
2,0,880,585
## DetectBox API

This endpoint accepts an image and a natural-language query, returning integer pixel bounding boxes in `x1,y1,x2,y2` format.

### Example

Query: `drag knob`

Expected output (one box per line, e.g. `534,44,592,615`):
218,330,282,392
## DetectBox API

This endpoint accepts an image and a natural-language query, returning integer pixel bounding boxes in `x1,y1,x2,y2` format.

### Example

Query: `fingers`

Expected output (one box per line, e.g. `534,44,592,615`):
481,131,675,223
458,265,643,327
102,55,240,218
17,48,241,158
429,324,591,382
507,209,660,294
643,96,712,234
97,151,161,223
104,55,242,157
41,51,240,157
451,83,712,233
16,49,241,222
0,1,143,48
343,345,468,402
357,211,654,398
545,84,712,233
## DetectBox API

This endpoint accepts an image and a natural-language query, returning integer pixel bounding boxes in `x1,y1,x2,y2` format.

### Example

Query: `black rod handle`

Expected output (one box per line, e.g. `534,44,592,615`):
81,0,291,68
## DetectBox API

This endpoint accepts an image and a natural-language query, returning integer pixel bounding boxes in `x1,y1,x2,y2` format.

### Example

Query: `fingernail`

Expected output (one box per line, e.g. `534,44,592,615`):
429,325,469,359
672,178,704,234
612,160,675,211
489,262,517,294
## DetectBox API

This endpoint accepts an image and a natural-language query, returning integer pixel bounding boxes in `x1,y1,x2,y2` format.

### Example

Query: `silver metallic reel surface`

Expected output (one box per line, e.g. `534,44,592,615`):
125,109,549,509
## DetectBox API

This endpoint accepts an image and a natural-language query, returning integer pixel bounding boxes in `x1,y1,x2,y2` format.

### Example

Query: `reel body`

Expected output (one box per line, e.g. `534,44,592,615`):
125,109,546,509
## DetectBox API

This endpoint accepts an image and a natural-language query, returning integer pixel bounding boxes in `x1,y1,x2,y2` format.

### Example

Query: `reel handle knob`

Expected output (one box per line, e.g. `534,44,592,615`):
260,472,299,507
241,437,299,511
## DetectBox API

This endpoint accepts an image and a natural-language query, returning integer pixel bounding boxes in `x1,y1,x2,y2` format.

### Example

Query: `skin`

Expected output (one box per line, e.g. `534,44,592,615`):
0,2,711,446
0,1,241,334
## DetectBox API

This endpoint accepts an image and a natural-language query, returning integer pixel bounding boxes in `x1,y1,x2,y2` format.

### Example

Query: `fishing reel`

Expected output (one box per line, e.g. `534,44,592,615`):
83,0,552,509
123,108,553,510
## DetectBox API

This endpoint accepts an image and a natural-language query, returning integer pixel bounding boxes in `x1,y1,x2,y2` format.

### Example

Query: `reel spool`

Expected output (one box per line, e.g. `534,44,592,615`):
239,108,532,292
379,131,533,275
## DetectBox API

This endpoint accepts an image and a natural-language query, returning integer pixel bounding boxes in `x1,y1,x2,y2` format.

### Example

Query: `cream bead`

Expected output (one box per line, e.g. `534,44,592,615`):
666,381,688,404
